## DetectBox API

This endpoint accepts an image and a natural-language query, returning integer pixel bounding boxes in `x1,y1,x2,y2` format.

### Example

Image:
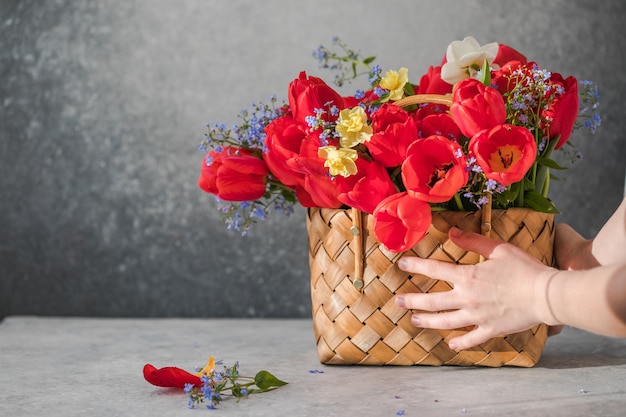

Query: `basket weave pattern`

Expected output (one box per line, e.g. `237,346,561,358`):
307,207,555,367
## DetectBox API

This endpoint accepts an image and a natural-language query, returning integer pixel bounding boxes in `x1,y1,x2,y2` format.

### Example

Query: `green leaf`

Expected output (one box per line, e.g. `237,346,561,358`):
523,190,560,213
254,371,288,391
363,56,377,65
403,82,416,97
496,181,521,206
523,177,536,191
537,157,568,170
479,59,491,86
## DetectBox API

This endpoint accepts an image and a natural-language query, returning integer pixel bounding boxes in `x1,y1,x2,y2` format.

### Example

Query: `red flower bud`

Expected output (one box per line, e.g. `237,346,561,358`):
288,71,345,125
544,74,579,149
198,147,269,201
373,192,432,252
451,78,507,138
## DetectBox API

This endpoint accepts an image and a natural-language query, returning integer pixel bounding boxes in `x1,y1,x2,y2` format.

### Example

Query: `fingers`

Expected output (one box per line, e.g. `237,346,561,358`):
398,227,513,282
446,226,504,260
395,294,497,350
395,227,516,352
398,255,465,285
396,291,459,313
547,325,564,337
410,309,475,331
447,327,495,351
398,228,511,280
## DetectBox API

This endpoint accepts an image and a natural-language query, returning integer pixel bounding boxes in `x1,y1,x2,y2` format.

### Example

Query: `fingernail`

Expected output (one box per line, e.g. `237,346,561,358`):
448,341,459,351
449,227,462,237
411,315,421,326
395,294,405,308
398,258,408,270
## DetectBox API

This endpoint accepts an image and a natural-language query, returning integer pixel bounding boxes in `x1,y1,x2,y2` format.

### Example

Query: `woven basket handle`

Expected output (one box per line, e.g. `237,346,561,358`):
350,94,493,289
350,210,365,290
394,93,453,108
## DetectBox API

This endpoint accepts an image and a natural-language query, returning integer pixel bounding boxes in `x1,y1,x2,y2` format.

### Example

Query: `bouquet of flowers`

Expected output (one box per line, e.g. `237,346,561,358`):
197,36,600,253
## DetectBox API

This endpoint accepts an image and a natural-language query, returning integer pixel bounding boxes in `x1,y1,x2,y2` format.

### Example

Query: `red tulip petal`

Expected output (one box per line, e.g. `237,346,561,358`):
143,364,202,388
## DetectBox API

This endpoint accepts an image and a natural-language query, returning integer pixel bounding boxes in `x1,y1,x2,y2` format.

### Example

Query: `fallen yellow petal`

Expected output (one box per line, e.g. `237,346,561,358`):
194,356,215,377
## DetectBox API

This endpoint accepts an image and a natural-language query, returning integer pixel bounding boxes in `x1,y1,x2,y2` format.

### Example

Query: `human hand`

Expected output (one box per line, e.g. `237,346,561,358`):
395,227,559,350
554,223,599,271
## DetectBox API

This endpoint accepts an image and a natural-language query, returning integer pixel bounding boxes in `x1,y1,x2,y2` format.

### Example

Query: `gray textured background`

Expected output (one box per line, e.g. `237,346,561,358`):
1,0,624,320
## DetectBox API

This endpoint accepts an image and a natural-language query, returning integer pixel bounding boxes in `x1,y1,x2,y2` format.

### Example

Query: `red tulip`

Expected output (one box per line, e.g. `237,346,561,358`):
198,146,242,196
366,104,419,167
490,60,522,97
416,65,453,94
263,115,307,187
451,78,507,138
300,170,343,208
469,124,536,186
370,102,412,132
281,132,344,208
493,44,527,67
337,160,397,214
198,147,269,201
372,192,432,253
491,62,578,150
401,136,468,203
544,74,579,149
288,71,345,125
420,113,462,143
264,117,346,208
215,156,269,201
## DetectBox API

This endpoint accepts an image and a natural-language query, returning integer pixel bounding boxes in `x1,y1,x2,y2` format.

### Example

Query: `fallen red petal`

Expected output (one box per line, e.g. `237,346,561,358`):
143,363,202,388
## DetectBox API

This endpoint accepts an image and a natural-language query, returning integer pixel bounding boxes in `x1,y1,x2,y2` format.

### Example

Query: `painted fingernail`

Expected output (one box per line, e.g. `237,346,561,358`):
395,294,405,308
398,258,408,270
411,315,421,326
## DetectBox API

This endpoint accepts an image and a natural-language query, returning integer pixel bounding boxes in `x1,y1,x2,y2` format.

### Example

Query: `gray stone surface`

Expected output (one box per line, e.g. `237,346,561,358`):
1,0,625,319
1,317,626,417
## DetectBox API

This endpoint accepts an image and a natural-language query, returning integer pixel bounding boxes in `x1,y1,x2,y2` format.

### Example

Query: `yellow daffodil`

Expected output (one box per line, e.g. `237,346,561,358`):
318,146,358,178
379,67,409,101
335,106,373,148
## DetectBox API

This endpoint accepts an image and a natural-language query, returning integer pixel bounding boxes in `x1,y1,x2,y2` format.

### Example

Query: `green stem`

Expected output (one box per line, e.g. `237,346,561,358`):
542,171,550,196
531,160,537,185
515,183,524,208
338,56,372,72
534,137,558,197
267,178,295,193
453,193,464,211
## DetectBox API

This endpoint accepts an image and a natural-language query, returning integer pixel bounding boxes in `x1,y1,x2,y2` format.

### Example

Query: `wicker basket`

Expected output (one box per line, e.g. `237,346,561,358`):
306,206,555,367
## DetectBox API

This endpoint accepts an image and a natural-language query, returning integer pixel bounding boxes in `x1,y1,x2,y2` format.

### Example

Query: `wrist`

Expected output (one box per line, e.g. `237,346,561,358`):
534,268,562,326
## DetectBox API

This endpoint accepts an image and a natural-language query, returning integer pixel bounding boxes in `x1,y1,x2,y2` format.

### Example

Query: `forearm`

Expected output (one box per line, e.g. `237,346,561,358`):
544,263,626,337
592,197,626,265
